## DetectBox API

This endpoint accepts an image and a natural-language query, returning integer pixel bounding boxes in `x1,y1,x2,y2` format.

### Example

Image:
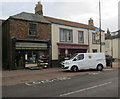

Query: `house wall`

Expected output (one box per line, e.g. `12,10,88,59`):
2,20,10,69
113,38,118,59
51,23,105,60
2,18,51,69
118,38,120,59
105,39,112,56
89,30,105,53
105,38,120,60
9,19,51,40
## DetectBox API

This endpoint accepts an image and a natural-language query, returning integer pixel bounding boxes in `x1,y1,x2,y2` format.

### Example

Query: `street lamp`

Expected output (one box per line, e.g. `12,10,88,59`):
99,0,102,52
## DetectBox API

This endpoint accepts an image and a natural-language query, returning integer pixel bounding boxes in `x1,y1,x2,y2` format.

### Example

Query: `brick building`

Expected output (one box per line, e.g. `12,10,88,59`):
2,2,51,69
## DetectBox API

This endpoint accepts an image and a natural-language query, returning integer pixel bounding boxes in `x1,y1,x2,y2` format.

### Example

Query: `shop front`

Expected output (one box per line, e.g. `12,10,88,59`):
57,43,88,61
12,38,50,69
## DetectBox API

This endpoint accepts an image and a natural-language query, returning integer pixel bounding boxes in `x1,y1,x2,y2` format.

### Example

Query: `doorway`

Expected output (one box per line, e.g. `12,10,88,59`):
15,50,25,69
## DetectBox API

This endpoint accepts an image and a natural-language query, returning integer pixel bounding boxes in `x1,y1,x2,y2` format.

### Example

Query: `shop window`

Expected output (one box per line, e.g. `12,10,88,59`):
29,23,37,36
60,28,73,42
78,31,84,43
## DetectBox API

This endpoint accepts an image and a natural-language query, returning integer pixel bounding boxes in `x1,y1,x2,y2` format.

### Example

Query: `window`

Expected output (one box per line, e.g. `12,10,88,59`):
60,28,73,42
29,23,37,36
92,32,100,44
77,54,84,60
105,41,110,49
78,31,84,43
93,49,97,53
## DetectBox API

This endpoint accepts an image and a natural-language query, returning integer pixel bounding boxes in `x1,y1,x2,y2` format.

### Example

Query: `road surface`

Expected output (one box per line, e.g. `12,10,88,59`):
2,68,118,98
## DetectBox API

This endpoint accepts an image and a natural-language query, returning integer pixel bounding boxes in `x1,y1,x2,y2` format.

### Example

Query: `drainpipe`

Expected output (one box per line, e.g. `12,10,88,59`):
88,29,90,53
111,38,113,57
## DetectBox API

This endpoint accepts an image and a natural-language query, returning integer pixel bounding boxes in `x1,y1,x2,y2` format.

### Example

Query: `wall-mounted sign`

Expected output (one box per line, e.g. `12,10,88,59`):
95,28,99,33
16,42,47,50
101,42,105,45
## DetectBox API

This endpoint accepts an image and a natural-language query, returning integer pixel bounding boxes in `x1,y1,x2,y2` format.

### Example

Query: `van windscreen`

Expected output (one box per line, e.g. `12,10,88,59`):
69,53,78,59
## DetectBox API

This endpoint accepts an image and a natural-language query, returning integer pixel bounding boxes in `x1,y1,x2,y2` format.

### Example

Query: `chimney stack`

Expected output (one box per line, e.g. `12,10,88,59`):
107,28,110,34
88,18,94,26
35,1,43,15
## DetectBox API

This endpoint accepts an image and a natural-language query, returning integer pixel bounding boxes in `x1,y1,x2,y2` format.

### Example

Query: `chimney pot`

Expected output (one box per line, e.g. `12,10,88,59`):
35,1,43,15
88,18,94,26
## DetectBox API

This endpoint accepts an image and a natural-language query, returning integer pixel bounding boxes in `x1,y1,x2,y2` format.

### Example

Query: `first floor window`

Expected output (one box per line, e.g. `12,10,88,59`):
60,28,73,42
92,32,100,44
29,23,37,36
78,31,84,43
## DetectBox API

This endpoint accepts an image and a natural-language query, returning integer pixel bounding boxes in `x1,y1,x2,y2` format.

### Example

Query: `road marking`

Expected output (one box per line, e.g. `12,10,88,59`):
60,82,112,97
104,69,114,71
88,72,101,75
25,77,71,86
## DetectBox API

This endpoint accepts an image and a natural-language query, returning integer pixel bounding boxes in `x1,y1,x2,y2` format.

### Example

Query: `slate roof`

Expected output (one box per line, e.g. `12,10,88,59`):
45,16,96,30
0,19,5,26
6,12,104,32
9,12,51,24
105,30,120,39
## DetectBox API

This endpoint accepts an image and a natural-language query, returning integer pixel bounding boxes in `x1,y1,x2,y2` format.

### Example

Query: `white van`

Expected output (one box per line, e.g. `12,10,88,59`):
61,53,106,72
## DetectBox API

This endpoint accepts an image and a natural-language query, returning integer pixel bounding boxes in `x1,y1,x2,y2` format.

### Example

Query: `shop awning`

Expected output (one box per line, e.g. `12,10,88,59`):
57,43,89,49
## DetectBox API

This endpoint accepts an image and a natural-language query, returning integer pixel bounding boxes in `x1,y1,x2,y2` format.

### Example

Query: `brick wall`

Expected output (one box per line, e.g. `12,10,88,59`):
2,20,10,69
9,19,51,40
3,18,51,69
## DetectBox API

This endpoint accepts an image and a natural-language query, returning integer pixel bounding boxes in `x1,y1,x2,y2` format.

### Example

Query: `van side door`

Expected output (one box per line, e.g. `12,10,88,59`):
86,54,95,69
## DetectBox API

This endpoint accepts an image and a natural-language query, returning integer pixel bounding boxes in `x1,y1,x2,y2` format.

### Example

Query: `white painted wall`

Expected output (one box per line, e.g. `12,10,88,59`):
52,23,105,60
105,38,120,59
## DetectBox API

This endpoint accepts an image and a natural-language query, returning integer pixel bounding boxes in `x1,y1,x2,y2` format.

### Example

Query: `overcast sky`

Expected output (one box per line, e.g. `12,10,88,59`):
0,0,119,32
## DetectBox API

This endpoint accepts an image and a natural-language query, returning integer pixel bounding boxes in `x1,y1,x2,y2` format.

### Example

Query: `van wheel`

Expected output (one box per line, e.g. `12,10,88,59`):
71,66,78,72
97,64,103,71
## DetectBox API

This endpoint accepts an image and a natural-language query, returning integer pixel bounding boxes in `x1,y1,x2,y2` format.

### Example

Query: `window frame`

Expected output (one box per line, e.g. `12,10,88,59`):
29,23,37,36
92,32,100,44
78,31,84,43
59,28,73,43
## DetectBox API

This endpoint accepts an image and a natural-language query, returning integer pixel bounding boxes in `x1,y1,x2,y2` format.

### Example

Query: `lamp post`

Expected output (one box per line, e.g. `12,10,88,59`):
99,0,102,52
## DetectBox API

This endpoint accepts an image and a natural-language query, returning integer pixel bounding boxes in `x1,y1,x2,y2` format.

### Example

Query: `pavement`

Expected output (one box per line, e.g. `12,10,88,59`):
2,62,120,86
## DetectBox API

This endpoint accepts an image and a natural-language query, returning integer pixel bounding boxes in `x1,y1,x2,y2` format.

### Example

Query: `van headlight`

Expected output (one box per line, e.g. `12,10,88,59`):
65,62,70,65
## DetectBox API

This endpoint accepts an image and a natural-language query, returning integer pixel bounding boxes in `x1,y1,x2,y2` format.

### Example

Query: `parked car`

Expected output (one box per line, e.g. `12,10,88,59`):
105,55,114,67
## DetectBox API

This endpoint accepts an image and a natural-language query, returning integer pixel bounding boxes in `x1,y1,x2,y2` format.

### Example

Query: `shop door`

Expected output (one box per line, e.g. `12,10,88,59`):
16,50,25,69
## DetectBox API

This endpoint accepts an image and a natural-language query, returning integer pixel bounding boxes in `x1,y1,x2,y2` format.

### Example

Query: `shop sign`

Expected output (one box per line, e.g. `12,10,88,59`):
16,42,47,49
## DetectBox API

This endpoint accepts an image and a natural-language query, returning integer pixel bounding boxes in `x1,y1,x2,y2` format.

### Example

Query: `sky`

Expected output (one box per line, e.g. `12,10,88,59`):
0,0,119,32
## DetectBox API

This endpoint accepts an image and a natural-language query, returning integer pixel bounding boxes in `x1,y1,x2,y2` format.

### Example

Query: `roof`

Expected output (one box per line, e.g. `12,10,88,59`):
45,16,96,30
9,12,51,24
0,19,5,26
105,30,120,39
5,12,104,32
